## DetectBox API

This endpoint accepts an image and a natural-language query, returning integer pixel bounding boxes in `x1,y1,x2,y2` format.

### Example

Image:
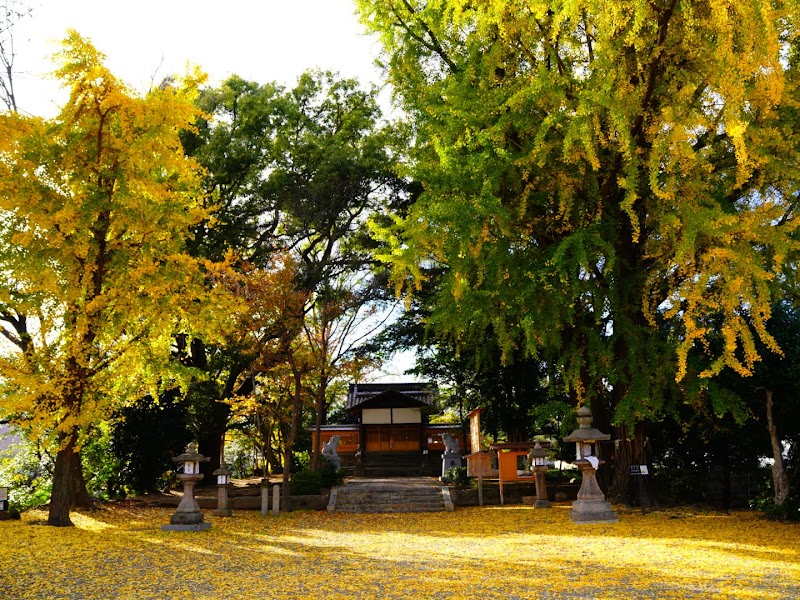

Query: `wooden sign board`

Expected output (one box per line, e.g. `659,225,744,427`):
468,408,482,453
466,452,493,477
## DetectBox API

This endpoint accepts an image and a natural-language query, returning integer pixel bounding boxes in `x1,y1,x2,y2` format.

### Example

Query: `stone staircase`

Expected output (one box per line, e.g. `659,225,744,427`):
328,477,454,513
360,452,428,477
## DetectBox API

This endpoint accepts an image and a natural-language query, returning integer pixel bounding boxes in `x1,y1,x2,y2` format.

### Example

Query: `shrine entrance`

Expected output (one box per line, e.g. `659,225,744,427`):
314,383,466,477
365,424,421,452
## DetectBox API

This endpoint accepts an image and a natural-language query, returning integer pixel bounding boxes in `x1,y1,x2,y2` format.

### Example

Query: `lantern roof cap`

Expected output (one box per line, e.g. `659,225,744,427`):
528,442,548,459
172,442,211,463
563,406,611,443
213,462,232,477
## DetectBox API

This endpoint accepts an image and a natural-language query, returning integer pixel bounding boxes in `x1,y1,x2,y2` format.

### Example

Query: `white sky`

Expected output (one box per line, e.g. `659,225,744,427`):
7,0,417,381
11,0,387,117
6,0,416,381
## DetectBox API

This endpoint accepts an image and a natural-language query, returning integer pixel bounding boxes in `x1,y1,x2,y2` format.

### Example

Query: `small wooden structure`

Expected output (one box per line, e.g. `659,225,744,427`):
490,442,550,505
464,407,551,505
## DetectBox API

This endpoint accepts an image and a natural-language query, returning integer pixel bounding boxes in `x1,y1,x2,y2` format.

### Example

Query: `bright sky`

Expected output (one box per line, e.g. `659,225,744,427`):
7,0,416,381
12,0,386,117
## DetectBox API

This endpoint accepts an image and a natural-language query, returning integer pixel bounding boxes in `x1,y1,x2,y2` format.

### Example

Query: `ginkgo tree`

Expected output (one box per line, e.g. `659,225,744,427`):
358,1,800,501
0,31,238,526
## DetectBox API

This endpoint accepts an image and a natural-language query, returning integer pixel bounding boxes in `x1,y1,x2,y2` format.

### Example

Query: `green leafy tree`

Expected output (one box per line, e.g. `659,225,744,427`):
358,0,800,501
185,70,400,474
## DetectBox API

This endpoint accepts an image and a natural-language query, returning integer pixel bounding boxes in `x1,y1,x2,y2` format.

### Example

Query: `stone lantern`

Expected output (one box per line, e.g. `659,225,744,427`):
161,442,212,531
212,462,233,517
563,406,618,523
527,442,551,508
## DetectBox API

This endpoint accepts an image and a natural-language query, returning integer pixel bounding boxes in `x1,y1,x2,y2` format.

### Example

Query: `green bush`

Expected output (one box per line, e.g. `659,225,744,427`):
110,392,192,495
753,495,800,521
443,467,469,486
290,470,323,495
82,422,125,500
0,434,52,512
319,459,344,489
228,446,254,479
290,464,343,495
291,450,311,473
545,468,582,483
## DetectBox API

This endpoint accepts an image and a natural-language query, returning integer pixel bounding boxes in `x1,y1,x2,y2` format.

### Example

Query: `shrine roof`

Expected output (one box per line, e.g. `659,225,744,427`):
346,382,437,411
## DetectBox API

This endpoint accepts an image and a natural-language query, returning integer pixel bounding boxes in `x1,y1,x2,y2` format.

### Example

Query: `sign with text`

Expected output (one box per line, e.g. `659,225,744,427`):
629,465,649,476
469,408,482,453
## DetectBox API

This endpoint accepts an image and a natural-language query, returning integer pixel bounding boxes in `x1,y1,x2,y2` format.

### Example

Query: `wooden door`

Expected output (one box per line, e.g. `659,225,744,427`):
391,426,420,451
365,425,420,452
365,426,390,452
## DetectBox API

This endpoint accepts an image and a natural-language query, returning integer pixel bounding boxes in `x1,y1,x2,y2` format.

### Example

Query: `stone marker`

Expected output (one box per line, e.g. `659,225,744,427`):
272,484,280,515
261,478,270,516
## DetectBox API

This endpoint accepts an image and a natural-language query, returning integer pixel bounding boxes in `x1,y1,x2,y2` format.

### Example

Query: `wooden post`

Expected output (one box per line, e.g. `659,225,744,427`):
477,475,484,506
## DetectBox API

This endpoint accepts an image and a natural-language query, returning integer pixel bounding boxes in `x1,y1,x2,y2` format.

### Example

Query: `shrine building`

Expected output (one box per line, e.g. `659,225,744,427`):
313,382,466,477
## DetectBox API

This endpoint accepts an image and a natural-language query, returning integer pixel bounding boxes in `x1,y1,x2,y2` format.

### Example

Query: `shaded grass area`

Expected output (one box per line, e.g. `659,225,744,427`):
3,504,799,599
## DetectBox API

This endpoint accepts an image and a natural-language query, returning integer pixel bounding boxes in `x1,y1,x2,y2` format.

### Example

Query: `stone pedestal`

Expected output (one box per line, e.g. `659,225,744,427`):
213,484,232,517
533,465,551,508
441,452,462,478
260,479,271,516
162,473,212,531
569,460,617,523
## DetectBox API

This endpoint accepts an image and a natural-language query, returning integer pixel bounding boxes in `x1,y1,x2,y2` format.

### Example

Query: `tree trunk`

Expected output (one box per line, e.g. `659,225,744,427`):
69,446,94,509
609,421,651,507
310,375,328,471
48,430,79,526
609,424,633,505
765,389,790,506
282,364,304,511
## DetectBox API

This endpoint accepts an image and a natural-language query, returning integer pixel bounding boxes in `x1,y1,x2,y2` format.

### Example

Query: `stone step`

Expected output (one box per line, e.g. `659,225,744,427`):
336,499,442,506
336,490,442,499
328,477,454,514
334,495,444,502
335,505,445,513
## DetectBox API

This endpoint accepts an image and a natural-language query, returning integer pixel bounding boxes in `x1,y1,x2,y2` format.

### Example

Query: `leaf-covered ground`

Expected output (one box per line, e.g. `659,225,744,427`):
3,504,799,599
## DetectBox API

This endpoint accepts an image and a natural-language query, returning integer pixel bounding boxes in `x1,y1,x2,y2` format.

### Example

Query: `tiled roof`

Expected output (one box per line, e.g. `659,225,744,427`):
346,382,437,410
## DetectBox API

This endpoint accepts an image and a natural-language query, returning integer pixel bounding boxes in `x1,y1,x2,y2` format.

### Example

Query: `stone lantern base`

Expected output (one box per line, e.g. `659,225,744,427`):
161,522,212,532
161,472,212,532
162,509,212,531
569,460,618,524
569,499,618,523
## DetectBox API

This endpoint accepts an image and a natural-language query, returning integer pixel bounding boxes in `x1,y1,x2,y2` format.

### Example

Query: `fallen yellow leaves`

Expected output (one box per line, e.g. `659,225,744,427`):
2,505,798,599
